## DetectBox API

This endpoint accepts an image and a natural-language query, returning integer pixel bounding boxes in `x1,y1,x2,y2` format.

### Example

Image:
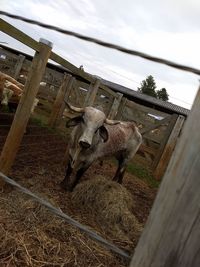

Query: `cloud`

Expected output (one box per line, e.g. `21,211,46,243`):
1,0,199,109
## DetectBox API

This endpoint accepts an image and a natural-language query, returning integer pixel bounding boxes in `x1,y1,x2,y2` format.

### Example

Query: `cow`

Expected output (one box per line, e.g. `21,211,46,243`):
60,102,142,191
0,72,39,113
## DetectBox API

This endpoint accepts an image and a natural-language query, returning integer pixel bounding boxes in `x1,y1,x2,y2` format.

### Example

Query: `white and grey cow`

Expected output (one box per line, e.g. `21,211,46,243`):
61,102,142,191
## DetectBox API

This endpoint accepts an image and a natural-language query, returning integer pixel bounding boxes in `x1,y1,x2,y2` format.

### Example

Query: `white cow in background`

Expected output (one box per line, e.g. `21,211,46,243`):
0,71,39,113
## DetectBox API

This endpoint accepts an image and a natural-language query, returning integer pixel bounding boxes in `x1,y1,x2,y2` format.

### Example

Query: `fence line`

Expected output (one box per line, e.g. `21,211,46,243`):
0,171,131,260
0,10,200,76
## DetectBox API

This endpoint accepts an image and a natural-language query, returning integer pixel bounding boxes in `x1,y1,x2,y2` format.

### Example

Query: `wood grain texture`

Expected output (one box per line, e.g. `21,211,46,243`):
130,87,200,267
154,115,185,179
48,73,72,128
0,41,52,181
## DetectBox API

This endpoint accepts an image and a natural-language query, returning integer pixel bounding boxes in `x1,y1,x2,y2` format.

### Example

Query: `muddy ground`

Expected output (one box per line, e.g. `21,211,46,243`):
0,119,157,267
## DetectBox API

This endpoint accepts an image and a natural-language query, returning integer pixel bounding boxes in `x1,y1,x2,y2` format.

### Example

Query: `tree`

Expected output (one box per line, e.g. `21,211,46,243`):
138,75,169,102
137,75,157,98
156,88,169,101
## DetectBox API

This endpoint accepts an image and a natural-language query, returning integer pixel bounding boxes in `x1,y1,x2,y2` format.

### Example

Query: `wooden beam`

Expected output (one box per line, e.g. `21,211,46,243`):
0,19,116,97
84,79,101,106
0,39,52,183
48,73,72,128
153,115,185,179
130,87,200,267
108,93,123,119
57,75,75,123
116,97,127,120
13,54,25,79
140,115,171,134
152,114,178,169
126,98,169,118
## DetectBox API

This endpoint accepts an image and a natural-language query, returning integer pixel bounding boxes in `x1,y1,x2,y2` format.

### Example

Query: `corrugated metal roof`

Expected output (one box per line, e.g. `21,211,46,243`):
101,78,190,116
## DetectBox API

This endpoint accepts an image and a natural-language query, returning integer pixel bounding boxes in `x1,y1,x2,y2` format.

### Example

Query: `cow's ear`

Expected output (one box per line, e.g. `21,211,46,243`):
99,125,108,142
66,116,83,127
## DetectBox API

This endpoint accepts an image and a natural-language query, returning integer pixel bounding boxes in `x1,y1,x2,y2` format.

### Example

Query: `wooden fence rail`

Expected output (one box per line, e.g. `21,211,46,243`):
0,18,186,180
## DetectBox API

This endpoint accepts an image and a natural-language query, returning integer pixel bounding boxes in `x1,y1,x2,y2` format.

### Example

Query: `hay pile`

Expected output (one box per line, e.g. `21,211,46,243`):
0,190,128,267
72,176,143,245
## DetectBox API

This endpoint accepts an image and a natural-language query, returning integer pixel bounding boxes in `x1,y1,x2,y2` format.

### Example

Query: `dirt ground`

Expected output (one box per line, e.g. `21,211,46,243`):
0,121,157,267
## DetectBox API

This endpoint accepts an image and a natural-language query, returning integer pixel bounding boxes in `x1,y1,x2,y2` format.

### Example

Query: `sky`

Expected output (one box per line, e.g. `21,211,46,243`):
1,0,200,109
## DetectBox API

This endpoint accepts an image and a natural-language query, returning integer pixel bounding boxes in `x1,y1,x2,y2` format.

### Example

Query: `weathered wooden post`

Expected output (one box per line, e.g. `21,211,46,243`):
13,54,25,79
115,97,127,120
0,38,52,185
153,114,185,179
129,86,200,267
84,78,101,107
48,73,74,128
108,92,123,119
58,75,75,121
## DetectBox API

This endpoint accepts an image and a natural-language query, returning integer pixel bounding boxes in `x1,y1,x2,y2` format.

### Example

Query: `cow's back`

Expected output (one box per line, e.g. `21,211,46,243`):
96,122,142,158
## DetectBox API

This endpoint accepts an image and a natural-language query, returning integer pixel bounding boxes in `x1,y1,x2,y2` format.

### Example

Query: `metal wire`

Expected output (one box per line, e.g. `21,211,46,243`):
0,10,200,76
0,171,131,260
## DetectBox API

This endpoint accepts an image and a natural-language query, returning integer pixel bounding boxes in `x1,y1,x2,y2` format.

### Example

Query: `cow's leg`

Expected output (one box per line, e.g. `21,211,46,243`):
112,156,127,184
60,162,73,190
69,162,92,191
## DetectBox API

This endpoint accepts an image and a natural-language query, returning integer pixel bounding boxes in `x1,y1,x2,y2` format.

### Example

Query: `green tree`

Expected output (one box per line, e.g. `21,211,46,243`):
137,75,157,98
138,75,169,102
156,88,169,101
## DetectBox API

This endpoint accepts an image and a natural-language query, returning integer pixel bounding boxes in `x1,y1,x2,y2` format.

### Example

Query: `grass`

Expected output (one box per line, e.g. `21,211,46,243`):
127,162,160,188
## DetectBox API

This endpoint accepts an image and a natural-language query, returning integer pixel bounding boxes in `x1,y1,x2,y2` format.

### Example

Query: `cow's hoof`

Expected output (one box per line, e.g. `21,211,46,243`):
60,181,68,190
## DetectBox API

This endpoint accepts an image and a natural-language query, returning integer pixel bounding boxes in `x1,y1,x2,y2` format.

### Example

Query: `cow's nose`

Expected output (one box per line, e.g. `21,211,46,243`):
79,140,91,149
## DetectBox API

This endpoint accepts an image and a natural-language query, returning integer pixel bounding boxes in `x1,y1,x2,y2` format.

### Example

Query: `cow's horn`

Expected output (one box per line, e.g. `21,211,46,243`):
105,118,120,125
64,101,84,113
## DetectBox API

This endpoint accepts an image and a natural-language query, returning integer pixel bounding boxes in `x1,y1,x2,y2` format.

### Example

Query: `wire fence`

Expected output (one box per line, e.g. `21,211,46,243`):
0,171,131,260
0,10,200,76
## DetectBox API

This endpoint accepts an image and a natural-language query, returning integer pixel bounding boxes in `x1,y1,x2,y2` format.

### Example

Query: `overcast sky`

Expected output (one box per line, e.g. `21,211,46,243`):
1,0,200,109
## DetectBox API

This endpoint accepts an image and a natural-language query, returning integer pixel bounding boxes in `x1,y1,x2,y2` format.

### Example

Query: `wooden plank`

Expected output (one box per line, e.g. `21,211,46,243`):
0,19,40,51
152,114,178,169
0,19,116,98
140,115,171,134
13,54,25,79
122,106,154,127
58,76,75,120
153,115,185,179
143,133,163,144
116,97,127,120
108,93,123,119
84,79,101,106
126,98,169,118
48,73,72,128
138,143,157,156
0,39,52,182
130,87,200,267
99,83,117,98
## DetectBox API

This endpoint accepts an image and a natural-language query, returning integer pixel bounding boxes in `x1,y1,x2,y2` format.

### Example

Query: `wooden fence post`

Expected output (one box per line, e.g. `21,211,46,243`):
0,38,52,183
13,54,25,79
115,97,127,120
152,114,178,169
60,75,75,116
130,88,200,267
48,73,73,128
153,114,185,180
108,92,123,119
84,78,101,107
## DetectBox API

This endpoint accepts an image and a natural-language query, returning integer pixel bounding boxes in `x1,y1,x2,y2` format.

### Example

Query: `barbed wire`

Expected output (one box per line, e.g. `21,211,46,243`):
0,10,200,76
0,172,131,260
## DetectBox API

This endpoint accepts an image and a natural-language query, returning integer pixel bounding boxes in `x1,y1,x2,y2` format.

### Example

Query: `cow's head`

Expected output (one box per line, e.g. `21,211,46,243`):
65,102,119,149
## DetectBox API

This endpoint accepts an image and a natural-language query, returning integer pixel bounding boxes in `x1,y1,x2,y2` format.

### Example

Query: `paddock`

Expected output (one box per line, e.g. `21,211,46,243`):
0,17,200,267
